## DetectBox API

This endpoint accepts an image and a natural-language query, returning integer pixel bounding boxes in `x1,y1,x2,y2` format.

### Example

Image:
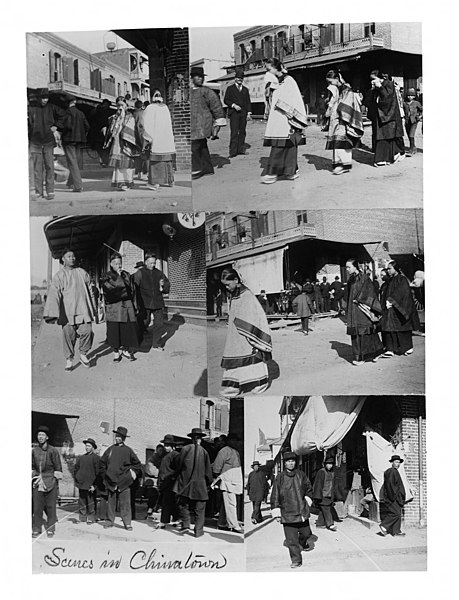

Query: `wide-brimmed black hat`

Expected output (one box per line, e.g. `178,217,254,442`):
283,451,297,461
251,461,261,467
37,425,49,434
160,434,175,445
83,438,97,449
38,88,50,98
235,67,245,79
66,94,77,103
191,66,205,78
324,456,335,464
113,426,129,438
389,454,404,463
187,427,206,438
134,261,144,269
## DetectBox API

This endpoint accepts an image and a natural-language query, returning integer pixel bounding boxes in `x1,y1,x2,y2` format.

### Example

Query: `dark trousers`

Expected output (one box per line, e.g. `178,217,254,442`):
78,489,96,522
143,308,166,348
192,139,214,175
64,143,83,191
32,486,58,534
160,487,179,524
382,330,413,354
320,297,330,312
97,493,108,521
301,317,310,333
251,501,263,523
380,500,402,534
30,141,55,195
316,498,337,528
178,496,206,537
351,332,383,361
283,520,311,565
229,111,247,156
107,488,131,527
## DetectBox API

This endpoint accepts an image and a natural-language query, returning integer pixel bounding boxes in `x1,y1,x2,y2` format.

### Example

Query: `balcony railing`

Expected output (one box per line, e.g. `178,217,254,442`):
206,223,316,263
48,80,116,100
238,35,385,71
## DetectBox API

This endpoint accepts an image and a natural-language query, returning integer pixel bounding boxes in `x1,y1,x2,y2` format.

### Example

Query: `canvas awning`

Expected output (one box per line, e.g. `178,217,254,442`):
233,247,286,294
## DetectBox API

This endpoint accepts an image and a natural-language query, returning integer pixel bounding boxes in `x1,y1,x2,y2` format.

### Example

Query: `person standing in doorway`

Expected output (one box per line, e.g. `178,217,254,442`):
224,68,252,158
379,455,406,537
62,95,89,193
32,426,63,537
133,252,170,351
312,456,342,531
246,461,269,524
292,284,314,335
43,248,96,371
320,276,331,313
271,451,314,569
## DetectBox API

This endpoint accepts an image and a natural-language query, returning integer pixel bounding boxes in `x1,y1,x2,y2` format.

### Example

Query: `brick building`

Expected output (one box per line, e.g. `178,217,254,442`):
206,209,424,313
275,395,427,528
211,23,422,116
43,214,206,323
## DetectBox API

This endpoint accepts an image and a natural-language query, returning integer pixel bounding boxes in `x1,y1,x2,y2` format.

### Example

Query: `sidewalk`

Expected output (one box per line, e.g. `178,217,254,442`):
245,500,426,571
193,121,423,210
207,316,425,396
32,316,207,399
30,162,192,216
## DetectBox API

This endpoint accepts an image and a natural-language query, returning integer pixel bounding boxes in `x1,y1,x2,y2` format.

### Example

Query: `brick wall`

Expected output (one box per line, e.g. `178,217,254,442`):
400,397,427,526
167,224,206,306
165,28,191,172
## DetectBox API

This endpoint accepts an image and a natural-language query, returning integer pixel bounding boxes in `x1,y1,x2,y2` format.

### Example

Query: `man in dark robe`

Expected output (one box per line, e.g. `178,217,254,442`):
312,456,342,530
62,95,89,192
246,461,269,524
100,426,142,531
133,252,170,350
379,454,406,536
156,434,180,529
224,68,252,158
173,427,212,538
73,437,101,525
271,451,313,569
32,425,63,537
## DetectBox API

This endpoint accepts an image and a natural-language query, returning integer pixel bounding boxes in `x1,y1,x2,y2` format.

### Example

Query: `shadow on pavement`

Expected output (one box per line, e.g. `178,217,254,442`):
329,340,354,364
88,340,113,364
302,152,331,171
210,154,231,170
267,358,281,384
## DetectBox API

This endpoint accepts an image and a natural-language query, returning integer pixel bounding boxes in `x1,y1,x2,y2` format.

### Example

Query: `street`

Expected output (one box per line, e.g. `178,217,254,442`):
207,315,425,396
193,120,423,210
245,500,426,572
32,316,207,399
29,158,192,216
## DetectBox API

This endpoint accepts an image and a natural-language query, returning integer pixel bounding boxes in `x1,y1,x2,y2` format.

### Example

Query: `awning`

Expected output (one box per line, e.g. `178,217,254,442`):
290,396,366,455
233,247,286,294
112,29,176,54
284,46,384,70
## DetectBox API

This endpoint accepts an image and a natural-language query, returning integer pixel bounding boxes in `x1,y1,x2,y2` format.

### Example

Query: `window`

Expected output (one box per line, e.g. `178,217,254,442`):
73,59,79,85
117,82,121,96
297,211,308,225
364,22,376,37
52,52,62,82
263,35,273,59
214,405,222,430
239,43,246,63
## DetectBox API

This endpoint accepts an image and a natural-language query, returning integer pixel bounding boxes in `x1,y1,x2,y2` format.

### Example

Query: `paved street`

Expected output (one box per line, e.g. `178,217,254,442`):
32,316,207,399
207,315,425,396
29,159,192,216
193,120,423,210
245,500,426,572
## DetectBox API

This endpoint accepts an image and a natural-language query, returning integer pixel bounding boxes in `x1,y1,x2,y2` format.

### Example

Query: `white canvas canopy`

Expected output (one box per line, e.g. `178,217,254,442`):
233,247,286,295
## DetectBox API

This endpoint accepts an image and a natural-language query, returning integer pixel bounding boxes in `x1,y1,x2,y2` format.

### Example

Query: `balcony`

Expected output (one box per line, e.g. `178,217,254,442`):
206,223,316,263
48,80,116,102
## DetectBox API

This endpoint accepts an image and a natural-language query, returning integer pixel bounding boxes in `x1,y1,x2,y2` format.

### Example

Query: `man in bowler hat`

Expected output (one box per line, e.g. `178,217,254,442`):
173,427,212,538
223,68,252,158
379,454,406,537
246,461,269,524
32,426,63,537
73,438,101,525
100,426,142,531
156,434,180,529
271,451,313,568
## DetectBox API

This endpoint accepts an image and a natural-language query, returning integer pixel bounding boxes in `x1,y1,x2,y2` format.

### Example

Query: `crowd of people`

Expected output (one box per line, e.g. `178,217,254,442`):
32,425,244,538
28,89,176,198
247,450,408,569
190,61,422,183
43,248,170,371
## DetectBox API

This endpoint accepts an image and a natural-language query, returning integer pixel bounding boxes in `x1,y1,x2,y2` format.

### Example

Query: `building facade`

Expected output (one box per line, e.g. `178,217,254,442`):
211,23,422,115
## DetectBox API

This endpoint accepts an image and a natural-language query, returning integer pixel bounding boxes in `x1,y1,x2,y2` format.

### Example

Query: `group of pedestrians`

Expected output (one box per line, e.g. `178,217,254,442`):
43,248,170,371
32,425,243,538
28,89,176,198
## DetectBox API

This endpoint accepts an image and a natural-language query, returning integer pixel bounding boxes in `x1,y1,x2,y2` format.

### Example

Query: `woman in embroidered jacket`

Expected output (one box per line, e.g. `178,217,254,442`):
379,260,419,358
220,268,272,397
101,253,139,362
139,90,176,190
104,96,140,190
324,69,364,175
261,58,307,184
345,258,383,366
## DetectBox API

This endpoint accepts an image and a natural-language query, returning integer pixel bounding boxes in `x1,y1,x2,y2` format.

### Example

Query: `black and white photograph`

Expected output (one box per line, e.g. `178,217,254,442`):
206,209,425,397
31,396,245,572
190,23,422,210
27,29,192,215
30,213,207,399
244,395,426,571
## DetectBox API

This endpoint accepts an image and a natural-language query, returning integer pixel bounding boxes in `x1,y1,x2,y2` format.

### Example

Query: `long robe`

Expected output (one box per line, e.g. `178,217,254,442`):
263,75,307,147
173,443,212,501
380,466,406,534
325,84,363,150
371,80,404,141
221,285,272,394
380,273,420,332
246,470,269,502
